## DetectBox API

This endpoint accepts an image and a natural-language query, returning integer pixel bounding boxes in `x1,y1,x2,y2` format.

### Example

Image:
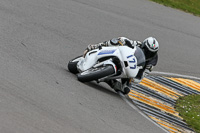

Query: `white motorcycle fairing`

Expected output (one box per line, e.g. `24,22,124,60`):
77,46,145,79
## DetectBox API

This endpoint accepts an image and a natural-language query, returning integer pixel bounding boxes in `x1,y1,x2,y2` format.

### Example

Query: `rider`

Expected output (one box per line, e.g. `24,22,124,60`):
84,37,159,94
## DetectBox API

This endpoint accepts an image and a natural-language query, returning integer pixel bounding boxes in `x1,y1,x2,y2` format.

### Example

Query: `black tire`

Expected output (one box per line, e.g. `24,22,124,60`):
68,55,82,74
77,65,115,82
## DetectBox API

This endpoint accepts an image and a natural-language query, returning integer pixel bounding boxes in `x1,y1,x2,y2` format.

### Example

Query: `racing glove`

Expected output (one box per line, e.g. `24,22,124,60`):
83,42,107,57
87,44,100,51
133,41,142,47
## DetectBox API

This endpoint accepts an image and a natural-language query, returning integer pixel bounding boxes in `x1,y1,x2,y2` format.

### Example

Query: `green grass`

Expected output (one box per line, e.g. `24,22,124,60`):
175,94,200,133
150,0,200,16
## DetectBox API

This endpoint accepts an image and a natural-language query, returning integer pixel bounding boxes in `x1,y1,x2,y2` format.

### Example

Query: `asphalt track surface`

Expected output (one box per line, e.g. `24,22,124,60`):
0,0,200,133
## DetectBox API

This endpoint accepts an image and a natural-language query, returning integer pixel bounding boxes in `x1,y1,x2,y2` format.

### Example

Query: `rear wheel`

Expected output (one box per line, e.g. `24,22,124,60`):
77,65,115,82
68,55,83,74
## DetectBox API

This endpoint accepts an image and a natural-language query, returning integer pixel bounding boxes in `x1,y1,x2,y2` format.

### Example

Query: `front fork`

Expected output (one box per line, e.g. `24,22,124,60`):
94,59,118,82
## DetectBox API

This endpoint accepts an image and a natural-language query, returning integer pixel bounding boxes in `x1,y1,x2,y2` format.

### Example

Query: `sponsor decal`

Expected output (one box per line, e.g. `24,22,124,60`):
98,49,116,55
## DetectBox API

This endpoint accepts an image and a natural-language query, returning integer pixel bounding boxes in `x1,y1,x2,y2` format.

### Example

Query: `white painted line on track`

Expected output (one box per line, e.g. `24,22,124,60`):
118,92,169,133
152,71,200,80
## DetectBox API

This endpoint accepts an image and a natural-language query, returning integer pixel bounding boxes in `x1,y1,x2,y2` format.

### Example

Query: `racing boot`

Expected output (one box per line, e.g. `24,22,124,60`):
105,79,130,95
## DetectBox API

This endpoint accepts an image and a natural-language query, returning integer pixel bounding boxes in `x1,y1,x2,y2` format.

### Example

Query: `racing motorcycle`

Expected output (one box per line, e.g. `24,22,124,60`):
68,45,146,91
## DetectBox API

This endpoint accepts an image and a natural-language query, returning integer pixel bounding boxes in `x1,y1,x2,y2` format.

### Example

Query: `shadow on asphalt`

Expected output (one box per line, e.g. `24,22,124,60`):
65,68,119,98
84,82,119,98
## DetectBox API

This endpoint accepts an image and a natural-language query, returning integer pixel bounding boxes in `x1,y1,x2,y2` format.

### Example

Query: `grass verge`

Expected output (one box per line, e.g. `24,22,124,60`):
150,0,200,16
175,94,200,133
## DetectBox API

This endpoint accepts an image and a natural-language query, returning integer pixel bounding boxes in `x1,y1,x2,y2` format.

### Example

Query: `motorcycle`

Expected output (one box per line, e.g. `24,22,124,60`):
68,45,146,93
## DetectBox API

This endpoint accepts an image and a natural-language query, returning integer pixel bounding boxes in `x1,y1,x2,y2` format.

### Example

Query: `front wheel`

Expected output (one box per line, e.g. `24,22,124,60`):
77,65,115,82
68,55,83,74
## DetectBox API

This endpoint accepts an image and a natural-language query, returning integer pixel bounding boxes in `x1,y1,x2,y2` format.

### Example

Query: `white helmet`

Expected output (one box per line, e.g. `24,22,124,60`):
142,37,159,59
143,37,159,52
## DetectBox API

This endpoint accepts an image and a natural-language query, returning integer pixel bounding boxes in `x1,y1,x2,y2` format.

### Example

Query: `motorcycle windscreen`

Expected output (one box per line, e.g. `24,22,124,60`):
134,46,146,68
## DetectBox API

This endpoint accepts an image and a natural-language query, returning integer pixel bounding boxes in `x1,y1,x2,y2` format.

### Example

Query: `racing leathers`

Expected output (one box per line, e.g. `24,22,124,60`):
84,37,158,94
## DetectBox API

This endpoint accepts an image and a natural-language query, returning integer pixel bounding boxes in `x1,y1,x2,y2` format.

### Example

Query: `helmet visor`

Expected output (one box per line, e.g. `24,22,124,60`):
143,46,157,60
